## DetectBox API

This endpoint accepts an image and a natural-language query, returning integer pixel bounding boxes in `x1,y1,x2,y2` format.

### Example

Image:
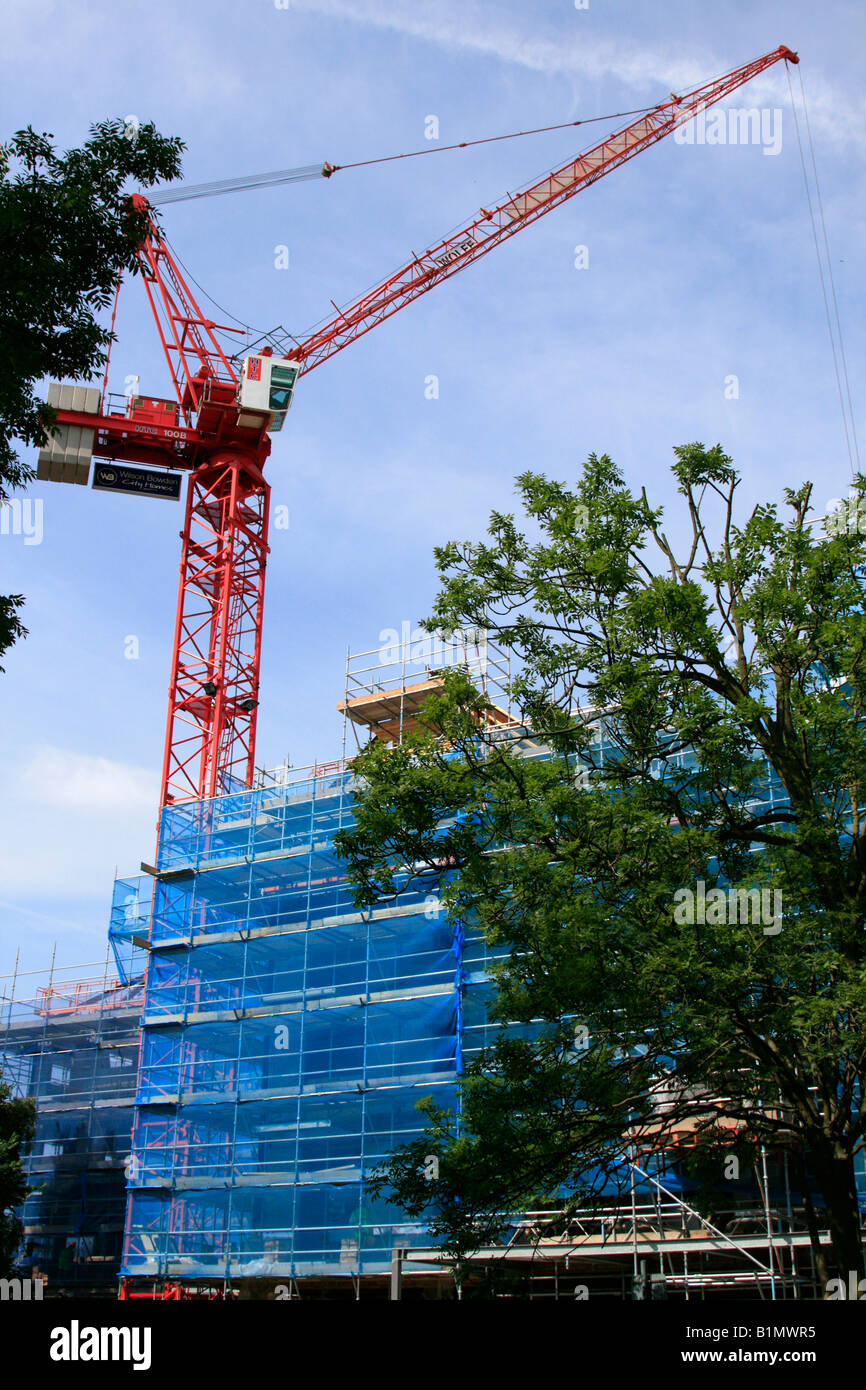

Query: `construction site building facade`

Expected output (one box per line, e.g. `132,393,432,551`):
122,759,475,1288
0,910,146,1292
4,639,865,1297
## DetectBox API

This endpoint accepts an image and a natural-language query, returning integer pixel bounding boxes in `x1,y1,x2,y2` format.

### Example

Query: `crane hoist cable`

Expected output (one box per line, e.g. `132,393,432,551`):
785,63,860,477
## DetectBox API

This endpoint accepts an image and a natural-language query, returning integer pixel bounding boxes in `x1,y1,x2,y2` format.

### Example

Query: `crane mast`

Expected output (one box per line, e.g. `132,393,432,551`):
36,44,798,809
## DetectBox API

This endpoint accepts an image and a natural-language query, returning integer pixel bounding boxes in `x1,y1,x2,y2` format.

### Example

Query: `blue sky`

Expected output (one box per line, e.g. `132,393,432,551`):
0,0,863,979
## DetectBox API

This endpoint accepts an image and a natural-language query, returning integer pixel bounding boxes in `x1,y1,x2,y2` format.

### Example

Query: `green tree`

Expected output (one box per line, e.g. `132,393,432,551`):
0,1078,36,1276
0,117,184,665
336,446,866,1289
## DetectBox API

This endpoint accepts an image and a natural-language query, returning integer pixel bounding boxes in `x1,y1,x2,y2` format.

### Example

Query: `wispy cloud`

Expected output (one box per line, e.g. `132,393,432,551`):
291,0,710,89
0,899,93,932
290,0,863,149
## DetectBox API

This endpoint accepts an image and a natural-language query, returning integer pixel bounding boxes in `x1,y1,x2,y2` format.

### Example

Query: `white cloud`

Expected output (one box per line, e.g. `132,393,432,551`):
16,746,158,812
0,746,158,900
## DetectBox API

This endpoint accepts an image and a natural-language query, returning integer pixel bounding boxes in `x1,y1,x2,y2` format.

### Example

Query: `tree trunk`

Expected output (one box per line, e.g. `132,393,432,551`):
792,1147,830,1292
809,1143,864,1290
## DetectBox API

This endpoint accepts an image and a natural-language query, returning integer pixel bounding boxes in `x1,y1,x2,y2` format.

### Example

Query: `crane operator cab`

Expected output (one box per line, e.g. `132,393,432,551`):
237,354,300,433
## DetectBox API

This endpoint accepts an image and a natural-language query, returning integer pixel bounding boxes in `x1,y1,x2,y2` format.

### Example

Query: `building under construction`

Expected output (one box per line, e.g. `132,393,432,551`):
3,635,864,1299
0,929,144,1292
7,43,846,1299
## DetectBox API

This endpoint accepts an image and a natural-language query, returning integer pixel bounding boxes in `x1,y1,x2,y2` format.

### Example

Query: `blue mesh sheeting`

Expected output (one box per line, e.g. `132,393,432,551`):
109,876,153,984
156,774,353,874
124,1181,432,1279
124,772,468,1278
125,743,811,1281
2,984,141,1287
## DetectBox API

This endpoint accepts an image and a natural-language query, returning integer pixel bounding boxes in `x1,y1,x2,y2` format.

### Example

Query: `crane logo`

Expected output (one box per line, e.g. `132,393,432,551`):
434,239,474,269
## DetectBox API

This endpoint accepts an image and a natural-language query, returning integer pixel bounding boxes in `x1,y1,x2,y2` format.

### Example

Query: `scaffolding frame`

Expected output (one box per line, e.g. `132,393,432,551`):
121,755,485,1283
338,629,515,750
0,947,144,1290
9,654,864,1297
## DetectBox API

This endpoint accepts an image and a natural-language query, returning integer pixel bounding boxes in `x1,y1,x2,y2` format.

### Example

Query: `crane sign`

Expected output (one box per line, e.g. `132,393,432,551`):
36,45,798,809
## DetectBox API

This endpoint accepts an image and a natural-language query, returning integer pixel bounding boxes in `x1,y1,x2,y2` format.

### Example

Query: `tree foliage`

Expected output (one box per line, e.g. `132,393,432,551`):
0,118,184,664
336,446,866,1284
0,1078,36,1276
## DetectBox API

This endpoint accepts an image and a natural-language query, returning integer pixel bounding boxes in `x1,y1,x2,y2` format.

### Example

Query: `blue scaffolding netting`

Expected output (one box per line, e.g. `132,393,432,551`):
0,952,144,1288
120,767,504,1280
3,715,858,1289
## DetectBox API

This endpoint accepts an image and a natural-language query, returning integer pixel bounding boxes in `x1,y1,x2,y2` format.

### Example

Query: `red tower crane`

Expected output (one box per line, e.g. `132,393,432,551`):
37,45,798,809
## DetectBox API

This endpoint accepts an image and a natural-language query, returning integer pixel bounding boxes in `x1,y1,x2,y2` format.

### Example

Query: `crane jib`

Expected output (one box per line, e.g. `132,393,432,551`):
295,45,798,378
39,44,798,807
